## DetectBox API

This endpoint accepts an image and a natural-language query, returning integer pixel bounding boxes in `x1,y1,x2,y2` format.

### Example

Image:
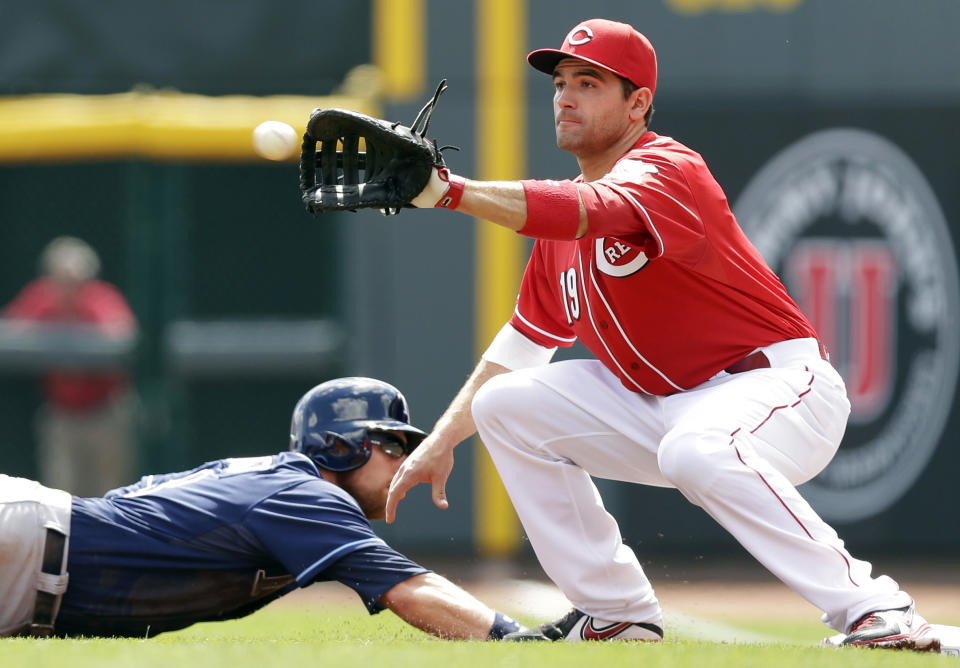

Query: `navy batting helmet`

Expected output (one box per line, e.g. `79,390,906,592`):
289,377,427,472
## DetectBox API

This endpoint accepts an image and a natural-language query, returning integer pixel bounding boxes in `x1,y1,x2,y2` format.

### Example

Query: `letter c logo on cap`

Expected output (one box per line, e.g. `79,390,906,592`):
567,25,594,46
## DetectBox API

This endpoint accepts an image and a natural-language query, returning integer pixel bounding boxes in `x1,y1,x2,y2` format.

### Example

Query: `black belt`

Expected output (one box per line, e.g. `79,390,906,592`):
725,350,771,375
29,528,67,637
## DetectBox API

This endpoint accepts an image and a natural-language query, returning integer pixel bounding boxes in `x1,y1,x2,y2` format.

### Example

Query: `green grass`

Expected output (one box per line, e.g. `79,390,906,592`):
1,603,953,668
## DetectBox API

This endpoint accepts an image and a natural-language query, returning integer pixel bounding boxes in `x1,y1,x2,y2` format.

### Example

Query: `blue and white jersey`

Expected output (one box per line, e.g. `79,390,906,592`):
58,452,427,637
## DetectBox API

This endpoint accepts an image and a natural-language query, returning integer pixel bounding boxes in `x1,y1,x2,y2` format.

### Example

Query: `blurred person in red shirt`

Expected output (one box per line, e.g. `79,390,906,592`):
3,236,137,496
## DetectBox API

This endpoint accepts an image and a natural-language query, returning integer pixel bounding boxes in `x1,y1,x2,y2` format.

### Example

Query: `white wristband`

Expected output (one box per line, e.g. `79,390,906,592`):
482,322,557,370
412,167,450,208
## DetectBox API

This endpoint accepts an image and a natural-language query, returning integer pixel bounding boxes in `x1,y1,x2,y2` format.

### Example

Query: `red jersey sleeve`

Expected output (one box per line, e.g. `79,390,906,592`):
79,281,137,337
3,280,56,319
509,240,578,349
578,145,708,267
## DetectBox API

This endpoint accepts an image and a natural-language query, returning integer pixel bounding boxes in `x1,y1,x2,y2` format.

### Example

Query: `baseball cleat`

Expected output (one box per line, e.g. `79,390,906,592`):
837,604,940,652
503,608,663,642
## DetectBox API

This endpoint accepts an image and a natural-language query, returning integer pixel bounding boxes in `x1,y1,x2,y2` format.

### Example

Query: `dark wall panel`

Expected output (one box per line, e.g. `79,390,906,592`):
0,1,371,96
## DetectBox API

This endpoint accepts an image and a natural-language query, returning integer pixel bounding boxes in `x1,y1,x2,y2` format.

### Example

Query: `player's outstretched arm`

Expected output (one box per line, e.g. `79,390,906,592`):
414,174,589,238
385,358,509,524
380,572,521,640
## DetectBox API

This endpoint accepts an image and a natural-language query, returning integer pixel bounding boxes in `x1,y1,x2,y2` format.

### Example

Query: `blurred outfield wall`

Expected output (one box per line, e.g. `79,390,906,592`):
1,0,958,559
0,1,373,477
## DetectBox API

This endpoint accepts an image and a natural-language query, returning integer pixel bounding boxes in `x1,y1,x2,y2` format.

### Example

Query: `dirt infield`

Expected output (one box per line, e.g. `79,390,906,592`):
288,554,960,625
457,555,960,622
654,581,959,621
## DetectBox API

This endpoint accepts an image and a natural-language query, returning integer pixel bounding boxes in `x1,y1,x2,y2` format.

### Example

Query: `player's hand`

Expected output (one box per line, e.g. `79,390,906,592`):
385,433,455,524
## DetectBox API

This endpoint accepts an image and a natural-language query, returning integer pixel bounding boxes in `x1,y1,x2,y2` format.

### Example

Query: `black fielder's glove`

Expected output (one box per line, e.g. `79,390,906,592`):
299,79,456,216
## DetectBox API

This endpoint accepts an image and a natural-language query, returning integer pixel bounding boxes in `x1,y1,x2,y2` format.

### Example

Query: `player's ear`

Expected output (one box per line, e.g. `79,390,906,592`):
630,88,653,122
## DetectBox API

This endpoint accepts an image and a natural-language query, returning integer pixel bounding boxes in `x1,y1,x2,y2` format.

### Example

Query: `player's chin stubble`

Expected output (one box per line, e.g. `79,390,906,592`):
555,126,580,153
357,486,389,521
556,123,604,156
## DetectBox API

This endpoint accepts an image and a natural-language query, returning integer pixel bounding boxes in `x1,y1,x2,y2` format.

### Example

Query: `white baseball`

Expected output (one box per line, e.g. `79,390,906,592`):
252,120,299,161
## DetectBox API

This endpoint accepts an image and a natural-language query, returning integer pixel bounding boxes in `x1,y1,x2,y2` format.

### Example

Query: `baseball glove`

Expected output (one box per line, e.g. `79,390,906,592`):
299,79,455,216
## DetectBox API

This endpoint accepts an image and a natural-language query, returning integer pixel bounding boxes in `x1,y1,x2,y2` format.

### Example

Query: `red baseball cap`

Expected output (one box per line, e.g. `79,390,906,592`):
527,19,657,97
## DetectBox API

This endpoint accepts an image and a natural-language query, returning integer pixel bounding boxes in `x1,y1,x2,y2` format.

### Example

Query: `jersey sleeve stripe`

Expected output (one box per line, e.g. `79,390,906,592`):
641,184,702,224
585,254,686,391
514,306,578,343
294,537,387,585
604,182,665,257
641,136,673,148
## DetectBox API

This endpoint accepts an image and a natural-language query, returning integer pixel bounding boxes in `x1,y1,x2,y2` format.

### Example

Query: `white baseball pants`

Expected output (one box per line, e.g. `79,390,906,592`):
0,475,72,636
472,338,911,632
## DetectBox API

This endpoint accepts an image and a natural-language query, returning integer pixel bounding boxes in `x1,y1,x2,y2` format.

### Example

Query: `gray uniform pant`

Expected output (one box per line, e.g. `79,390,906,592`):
0,475,71,636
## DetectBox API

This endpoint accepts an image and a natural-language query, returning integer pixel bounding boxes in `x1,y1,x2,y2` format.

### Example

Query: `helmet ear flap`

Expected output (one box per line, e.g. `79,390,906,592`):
301,429,372,472
323,431,361,459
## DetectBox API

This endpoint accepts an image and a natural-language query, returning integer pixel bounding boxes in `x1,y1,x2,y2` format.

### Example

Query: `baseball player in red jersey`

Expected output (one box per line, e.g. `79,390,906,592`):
386,18,939,651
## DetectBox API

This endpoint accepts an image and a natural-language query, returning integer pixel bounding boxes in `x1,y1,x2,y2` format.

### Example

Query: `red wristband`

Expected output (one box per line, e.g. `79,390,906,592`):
519,179,581,240
436,168,465,209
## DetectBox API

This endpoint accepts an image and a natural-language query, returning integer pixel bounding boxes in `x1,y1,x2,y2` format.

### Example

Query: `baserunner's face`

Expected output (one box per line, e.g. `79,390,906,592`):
340,432,408,520
552,58,636,158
